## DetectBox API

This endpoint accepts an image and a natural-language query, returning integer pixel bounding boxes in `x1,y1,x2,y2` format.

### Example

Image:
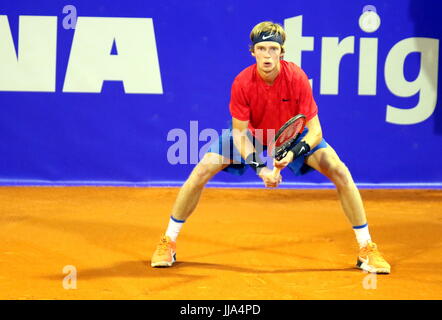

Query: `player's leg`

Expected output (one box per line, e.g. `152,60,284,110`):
151,152,230,267
304,146,391,274
171,152,231,222
304,146,366,226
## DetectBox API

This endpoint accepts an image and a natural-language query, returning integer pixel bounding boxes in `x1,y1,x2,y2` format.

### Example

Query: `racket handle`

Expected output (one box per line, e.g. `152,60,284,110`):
272,166,281,178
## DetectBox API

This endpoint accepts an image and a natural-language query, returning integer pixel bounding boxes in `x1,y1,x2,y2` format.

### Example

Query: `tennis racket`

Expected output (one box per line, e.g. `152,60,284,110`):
269,114,307,178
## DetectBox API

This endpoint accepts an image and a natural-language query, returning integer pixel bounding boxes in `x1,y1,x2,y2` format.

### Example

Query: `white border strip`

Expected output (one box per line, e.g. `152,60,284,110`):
0,179,441,189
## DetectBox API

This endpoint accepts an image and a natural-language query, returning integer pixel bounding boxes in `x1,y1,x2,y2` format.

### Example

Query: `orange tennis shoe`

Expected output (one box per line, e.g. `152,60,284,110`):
356,241,391,274
151,235,176,268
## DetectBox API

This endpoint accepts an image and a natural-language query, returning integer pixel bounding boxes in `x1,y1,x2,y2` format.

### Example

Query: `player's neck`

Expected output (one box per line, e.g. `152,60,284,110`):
257,62,281,86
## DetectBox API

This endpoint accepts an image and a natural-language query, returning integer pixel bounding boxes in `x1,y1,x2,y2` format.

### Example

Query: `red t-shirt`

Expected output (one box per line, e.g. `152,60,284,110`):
229,60,318,145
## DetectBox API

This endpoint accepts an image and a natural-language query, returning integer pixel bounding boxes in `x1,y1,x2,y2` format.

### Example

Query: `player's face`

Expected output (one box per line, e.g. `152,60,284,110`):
252,42,283,73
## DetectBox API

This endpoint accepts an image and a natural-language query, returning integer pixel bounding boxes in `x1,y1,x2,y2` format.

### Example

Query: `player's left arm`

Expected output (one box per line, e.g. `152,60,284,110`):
300,114,322,150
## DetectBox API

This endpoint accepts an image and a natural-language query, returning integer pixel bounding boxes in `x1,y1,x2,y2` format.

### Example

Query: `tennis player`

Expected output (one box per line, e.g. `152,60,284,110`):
151,21,390,274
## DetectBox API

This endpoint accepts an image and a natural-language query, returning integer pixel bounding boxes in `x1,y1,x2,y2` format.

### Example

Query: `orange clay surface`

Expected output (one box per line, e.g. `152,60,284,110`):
0,187,441,300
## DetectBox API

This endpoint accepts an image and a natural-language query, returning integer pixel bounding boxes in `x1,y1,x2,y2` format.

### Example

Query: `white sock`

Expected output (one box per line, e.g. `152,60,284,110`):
165,216,185,242
353,223,372,248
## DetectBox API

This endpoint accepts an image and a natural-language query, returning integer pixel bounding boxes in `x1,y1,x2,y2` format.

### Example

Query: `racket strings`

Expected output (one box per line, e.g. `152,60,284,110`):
275,121,303,147
271,117,306,160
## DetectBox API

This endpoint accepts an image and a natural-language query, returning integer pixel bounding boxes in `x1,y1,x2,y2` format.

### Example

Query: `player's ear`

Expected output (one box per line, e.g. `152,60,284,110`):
250,44,256,57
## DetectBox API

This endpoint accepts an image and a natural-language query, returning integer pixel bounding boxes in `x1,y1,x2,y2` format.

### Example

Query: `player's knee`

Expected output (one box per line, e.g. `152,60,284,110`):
326,161,351,187
190,165,212,186
190,161,221,187
201,152,227,166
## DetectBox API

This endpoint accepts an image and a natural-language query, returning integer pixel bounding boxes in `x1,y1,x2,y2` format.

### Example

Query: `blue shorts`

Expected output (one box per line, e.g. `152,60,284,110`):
207,127,328,176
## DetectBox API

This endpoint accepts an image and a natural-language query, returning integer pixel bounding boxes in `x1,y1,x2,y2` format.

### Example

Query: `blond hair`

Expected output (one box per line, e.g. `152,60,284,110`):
249,21,286,53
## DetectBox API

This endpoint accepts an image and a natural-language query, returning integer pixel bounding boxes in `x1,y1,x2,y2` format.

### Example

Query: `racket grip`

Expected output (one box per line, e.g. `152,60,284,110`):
272,166,281,178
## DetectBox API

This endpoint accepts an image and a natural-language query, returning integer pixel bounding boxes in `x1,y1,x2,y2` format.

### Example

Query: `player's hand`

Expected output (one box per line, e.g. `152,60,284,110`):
258,167,282,188
274,151,294,170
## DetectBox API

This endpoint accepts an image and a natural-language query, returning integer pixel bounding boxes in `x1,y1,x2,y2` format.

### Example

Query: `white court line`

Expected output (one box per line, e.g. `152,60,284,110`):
0,179,441,189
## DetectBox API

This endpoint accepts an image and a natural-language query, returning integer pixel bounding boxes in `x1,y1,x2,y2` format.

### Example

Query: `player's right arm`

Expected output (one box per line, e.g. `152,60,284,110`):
231,117,280,188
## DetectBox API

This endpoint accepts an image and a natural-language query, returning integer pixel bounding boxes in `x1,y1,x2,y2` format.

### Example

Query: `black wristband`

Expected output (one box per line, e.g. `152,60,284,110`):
245,152,266,174
290,141,311,160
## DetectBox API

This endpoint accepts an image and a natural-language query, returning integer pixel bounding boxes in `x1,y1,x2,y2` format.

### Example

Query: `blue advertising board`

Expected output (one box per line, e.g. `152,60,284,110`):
0,0,440,187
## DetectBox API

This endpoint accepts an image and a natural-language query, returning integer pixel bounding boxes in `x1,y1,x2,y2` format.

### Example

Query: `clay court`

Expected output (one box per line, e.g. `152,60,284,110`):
0,187,440,300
